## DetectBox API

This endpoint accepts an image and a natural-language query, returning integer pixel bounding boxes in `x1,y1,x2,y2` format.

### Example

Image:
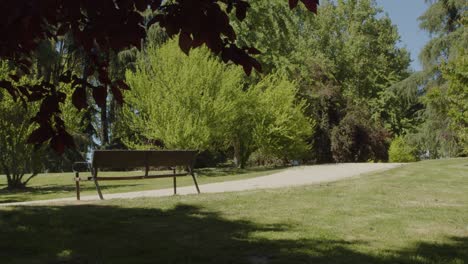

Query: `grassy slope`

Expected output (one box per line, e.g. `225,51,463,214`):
0,167,284,203
0,159,467,264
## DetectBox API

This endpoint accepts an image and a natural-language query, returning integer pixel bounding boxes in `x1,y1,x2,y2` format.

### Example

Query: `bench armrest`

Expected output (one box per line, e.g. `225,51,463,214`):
72,162,92,173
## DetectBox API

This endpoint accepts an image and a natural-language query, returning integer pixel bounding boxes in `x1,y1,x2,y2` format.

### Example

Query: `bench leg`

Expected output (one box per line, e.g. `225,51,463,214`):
93,169,104,200
75,172,80,201
173,176,177,195
191,173,200,194
94,179,104,200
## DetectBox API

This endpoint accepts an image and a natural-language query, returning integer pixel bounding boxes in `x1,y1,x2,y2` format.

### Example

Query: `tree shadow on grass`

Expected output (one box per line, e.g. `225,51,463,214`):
0,204,466,264
0,184,141,203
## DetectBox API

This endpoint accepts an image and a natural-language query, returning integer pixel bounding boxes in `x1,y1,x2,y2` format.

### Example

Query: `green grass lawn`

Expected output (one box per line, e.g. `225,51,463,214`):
1,159,467,264
0,167,285,203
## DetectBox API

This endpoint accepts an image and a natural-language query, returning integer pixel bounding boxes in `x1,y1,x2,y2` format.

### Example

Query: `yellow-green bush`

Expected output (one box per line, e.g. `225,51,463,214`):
388,136,418,162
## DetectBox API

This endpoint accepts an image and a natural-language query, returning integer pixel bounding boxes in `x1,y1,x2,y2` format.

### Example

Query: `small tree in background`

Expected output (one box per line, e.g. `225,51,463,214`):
0,96,45,189
0,62,44,189
388,136,418,163
0,61,88,189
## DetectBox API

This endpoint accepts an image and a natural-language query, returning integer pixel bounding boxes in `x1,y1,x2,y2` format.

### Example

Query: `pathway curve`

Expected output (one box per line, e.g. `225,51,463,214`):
1,163,403,206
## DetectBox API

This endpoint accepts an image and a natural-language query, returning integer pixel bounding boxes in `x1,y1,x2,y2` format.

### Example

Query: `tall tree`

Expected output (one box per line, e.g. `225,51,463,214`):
234,0,410,162
118,39,246,151
441,26,468,155
402,0,467,158
118,39,312,168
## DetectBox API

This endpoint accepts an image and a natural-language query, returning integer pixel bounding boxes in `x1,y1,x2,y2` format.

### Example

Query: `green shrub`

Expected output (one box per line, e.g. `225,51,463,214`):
388,136,418,162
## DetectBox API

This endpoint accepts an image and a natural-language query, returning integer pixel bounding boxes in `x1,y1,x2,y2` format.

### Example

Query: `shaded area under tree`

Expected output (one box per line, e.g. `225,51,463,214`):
0,204,466,264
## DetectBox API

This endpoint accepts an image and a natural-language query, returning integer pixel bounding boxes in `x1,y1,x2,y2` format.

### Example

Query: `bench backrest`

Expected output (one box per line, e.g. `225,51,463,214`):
92,150,197,168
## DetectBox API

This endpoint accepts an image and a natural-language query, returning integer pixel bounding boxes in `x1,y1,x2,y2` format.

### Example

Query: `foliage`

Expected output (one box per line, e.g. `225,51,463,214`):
120,39,245,151
400,0,467,158
231,0,309,74
442,48,468,155
413,84,462,158
2,34,95,159
23,37,92,170
418,0,467,70
0,0,318,152
236,0,410,162
0,62,44,189
118,40,312,168
250,75,313,161
388,136,418,163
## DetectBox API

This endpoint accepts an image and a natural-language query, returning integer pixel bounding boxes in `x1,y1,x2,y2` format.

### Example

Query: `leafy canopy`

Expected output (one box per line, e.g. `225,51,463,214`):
118,39,313,167
0,0,318,153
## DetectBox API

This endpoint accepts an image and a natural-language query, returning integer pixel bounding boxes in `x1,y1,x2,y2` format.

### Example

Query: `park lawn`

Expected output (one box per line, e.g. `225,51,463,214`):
0,158,467,264
0,167,285,203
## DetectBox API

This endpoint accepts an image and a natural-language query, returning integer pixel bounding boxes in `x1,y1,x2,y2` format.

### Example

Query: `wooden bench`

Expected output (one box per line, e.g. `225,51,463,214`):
72,150,200,200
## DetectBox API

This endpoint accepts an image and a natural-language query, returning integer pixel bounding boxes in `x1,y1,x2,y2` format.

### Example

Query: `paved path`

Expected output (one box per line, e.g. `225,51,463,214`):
1,163,403,206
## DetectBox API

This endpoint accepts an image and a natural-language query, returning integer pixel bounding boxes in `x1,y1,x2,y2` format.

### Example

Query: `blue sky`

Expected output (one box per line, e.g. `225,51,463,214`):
375,0,431,71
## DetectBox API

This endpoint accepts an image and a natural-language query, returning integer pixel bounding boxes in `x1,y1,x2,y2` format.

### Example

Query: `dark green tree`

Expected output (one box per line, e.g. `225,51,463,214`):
234,0,411,162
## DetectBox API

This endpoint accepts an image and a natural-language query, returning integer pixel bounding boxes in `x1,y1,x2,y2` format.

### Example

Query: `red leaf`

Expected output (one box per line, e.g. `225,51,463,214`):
9,74,20,82
50,129,75,154
149,14,163,27
251,58,263,73
18,85,30,97
56,23,70,36
72,87,88,110
29,92,44,102
134,0,147,12
192,37,204,48
59,71,71,83
50,134,63,154
235,1,249,21
221,48,232,63
50,136,65,154
85,65,95,77
111,85,124,104
115,80,130,90
301,0,319,13
27,125,53,145
0,80,18,98
289,0,299,9
150,0,162,10
57,91,66,103
62,131,75,148
179,31,192,55
246,47,261,55
40,95,60,115
242,64,252,76
92,86,107,108
226,2,233,13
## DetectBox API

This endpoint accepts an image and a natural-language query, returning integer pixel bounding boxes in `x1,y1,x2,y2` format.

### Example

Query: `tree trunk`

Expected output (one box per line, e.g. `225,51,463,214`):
233,137,245,169
5,174,12,188
101,88,109,146
6,174,26,190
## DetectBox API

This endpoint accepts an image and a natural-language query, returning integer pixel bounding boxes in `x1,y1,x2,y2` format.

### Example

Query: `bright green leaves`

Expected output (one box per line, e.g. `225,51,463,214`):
117,39,312,167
